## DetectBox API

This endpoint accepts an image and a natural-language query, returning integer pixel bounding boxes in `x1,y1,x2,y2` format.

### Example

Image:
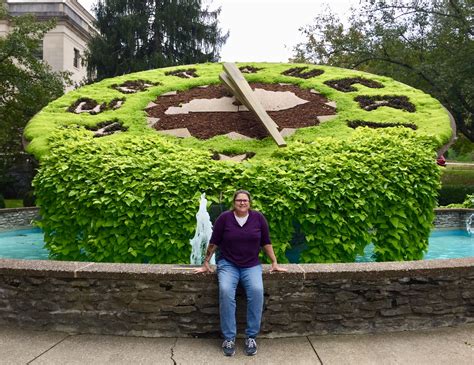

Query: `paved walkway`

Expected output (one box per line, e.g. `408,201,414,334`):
1,324,473,364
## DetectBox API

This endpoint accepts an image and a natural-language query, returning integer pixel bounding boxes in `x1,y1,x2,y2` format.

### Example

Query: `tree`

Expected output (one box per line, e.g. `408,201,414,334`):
292,0,474,142
0,4,70,196
87,0,229,81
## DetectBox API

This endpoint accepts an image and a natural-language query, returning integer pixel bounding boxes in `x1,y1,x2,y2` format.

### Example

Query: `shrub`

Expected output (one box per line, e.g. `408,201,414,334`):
0,194,5,209
23,191,36,207
33,127,440,263
461,194,474,208
439,165,474,205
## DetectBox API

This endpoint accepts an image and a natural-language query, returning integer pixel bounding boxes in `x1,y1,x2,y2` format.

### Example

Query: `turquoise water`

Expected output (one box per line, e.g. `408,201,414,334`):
355,229,474,262
0,228,49,260
0,228,473,262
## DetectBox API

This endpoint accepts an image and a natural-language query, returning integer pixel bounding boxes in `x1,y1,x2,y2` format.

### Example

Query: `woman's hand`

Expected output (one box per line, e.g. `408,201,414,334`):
194,261,214,273
270,262,288,272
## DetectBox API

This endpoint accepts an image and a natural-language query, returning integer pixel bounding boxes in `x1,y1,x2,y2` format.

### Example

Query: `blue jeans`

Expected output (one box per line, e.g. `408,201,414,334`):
217,258,264,340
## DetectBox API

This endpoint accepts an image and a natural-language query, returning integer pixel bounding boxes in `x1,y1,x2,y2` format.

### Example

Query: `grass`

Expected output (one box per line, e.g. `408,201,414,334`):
441,164,474,185
438,164,474,206
4,199,23,208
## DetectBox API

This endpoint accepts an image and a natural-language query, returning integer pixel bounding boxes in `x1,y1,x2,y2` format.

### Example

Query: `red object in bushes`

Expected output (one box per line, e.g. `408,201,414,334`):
436,155,446,166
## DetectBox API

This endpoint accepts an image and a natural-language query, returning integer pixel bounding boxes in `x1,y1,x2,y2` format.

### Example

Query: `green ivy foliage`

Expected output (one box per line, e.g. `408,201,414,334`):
33,127,440,263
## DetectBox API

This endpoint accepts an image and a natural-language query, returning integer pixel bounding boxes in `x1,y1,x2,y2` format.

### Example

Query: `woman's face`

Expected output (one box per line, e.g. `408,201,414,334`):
234,193,250,216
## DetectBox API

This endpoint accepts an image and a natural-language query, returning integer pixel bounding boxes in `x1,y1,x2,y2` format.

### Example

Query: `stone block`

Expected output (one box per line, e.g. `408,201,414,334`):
267,314,291,325
359,299,392,311
380,306,412,317
161,305,196,314
317,314,344,321
199,307,219,314
158,128,191,138
317,115,338,123
128,300,161,313
280,128,296,137
294,312,313,322
335,291,359,301
224,132,252,140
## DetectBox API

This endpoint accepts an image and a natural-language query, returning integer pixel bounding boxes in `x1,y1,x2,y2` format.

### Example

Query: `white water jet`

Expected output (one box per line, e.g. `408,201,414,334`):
190,193,215,265
466,213,474,236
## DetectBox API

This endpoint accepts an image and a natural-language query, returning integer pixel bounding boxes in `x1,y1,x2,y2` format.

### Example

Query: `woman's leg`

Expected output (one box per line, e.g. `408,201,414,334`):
217,258,240,340
240,264,264,338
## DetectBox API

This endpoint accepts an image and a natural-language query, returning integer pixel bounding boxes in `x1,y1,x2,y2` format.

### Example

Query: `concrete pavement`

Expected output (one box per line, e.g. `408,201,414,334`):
0,324,473,364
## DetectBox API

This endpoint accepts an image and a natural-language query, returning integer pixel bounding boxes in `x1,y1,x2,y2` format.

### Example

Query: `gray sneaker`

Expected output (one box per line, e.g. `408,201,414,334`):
222,339,235,356
244,337,257,356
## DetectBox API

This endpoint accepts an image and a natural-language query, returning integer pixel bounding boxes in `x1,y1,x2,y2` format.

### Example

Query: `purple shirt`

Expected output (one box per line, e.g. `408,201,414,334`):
210,210,271,268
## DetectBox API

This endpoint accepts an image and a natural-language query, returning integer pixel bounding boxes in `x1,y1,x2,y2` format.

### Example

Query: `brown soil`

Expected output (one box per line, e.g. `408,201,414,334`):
165,68,198,78
354,95,416,112
86,119,128,138
146,83,336,140
109,98,125,109
239,65,262,74
281,67,324,79
325,77,384,92
347,120,417,130
111,80,159,93
67,97,106,115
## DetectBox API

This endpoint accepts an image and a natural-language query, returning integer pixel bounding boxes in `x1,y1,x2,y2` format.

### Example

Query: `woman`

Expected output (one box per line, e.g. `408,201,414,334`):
195,189,286,357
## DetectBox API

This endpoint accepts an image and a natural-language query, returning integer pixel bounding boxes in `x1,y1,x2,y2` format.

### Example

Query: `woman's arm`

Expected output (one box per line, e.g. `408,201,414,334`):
262,244,287,272
194,243,218,273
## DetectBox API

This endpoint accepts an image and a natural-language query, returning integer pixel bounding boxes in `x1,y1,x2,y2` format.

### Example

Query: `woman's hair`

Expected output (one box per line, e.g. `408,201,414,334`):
231,189,252,210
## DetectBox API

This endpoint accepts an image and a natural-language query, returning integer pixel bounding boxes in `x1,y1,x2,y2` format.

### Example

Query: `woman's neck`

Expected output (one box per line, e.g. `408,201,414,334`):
234,210,249,218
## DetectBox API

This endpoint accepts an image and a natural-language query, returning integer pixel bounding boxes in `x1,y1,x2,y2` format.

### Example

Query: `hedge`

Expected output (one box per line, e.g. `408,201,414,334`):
33,127,440,263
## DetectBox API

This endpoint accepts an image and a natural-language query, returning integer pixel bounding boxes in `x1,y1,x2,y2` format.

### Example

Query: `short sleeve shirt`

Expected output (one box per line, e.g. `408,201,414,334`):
210,210,271,268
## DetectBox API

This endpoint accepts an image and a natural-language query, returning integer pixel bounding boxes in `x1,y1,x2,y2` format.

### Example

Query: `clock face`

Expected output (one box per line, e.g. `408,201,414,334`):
26,62,451,164
145,82,336,141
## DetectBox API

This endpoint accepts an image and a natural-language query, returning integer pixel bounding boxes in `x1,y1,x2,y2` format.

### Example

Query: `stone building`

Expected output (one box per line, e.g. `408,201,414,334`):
0,0,98,88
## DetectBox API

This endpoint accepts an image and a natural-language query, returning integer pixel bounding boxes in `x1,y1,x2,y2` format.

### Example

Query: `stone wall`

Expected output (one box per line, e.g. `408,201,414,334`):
0,259,472,337
434,208,474,229
0,207,40,230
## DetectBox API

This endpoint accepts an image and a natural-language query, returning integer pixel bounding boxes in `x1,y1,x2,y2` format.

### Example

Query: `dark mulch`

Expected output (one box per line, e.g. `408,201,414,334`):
347,120,417,130
354,95,416,112
109,98,125,109
165,68,198,78
146,83,336,140
86,119,128,138
111,80,159,93
324,77,384,92
67,98,106,115
281,67,324,79
211,151,256,160
239,65,262,74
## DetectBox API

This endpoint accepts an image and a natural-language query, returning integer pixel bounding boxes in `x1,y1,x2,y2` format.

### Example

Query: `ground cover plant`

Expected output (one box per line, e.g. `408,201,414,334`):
25,63,451,263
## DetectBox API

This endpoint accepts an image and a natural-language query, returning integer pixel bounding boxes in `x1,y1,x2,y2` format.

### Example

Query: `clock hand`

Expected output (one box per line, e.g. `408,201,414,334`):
222,63,286,147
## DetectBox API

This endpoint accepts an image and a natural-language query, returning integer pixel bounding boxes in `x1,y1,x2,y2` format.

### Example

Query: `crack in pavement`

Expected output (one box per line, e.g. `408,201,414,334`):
27,333,73,364
306,336,324,365
170,338,178,365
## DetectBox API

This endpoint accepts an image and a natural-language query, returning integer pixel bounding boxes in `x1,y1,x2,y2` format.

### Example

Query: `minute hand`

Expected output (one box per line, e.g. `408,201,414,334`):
222,63,286,147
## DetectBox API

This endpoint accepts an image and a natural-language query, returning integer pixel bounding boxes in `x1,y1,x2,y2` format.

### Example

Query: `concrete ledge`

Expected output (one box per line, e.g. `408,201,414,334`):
0,258,473,281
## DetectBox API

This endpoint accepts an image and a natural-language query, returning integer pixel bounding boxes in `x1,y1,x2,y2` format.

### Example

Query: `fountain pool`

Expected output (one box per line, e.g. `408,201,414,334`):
1,227,473,262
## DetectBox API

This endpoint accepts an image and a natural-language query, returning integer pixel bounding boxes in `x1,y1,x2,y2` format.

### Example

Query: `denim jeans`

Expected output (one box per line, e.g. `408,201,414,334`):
217,258,264,340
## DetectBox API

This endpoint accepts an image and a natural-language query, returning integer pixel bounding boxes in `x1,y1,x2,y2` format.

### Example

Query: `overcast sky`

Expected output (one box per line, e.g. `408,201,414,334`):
78,0,360,62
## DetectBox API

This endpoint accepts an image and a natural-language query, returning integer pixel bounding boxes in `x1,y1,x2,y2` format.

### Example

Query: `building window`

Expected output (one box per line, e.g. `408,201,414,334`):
33,40,43,61
73,48,80,68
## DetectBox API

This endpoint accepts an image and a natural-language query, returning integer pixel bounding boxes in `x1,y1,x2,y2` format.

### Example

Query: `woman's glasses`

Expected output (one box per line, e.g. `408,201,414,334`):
234,199,249,203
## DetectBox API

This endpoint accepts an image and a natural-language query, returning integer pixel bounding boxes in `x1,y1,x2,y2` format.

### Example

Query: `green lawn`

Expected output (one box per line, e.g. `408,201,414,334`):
4,199,23,208
439,164,474,205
